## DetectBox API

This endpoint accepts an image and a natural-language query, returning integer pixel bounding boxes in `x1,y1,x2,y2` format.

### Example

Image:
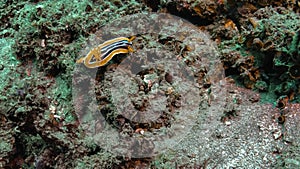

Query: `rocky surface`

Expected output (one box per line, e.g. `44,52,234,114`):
0,0,299,168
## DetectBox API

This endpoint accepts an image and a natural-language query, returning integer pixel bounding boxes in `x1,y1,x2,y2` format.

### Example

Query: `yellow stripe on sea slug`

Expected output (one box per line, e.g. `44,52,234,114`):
76,36,135,68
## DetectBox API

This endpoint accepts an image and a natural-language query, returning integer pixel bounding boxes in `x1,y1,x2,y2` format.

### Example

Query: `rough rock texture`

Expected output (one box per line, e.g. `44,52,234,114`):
157,78,299,168
0,0,299,168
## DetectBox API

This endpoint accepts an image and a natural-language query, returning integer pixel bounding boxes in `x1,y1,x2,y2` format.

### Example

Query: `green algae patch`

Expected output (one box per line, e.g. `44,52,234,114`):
74,150,119,169
219,7,300,104
2,0,148,78
0,139,12,153
0,38,20,91
51,75,76,124
0,0,152,168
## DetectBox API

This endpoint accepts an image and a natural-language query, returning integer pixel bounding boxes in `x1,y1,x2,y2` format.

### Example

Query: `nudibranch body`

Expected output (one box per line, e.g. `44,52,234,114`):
76,37,134,68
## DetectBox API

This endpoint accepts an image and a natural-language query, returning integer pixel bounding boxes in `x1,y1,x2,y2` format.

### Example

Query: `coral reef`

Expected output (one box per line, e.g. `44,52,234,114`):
0,0,299,168
219,6,299,103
